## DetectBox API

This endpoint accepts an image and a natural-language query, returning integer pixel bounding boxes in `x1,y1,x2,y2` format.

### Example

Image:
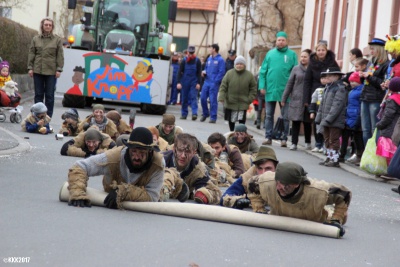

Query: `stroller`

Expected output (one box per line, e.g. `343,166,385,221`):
0,88,23,123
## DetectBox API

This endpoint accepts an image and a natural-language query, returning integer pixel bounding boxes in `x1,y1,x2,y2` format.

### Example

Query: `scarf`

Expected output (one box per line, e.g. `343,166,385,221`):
186,54,196,62
277,46,288,52
132,73,153,91
232,136,251,152
90,116,108,131
124,148,154,173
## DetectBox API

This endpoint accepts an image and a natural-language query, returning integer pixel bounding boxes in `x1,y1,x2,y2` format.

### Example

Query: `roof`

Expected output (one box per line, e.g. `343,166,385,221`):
178,0,219,12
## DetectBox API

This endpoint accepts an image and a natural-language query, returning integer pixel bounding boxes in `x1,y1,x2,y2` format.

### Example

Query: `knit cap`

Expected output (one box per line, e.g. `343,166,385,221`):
30,102,47,114
275,162,308,185
276,31,288,39
162,114,175,125
234,56,246,66
234,124,247,133
62,108,79,121
92,104,105,112
0,60,10,70
349,72,361,84
253,145,278,164
106,110,121,124
84,128,103,142
389,77,400,92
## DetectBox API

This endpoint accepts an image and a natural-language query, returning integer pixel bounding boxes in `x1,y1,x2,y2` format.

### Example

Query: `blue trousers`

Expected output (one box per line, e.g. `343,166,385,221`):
361,101,380,145
181,79,198,116
200,81,219,121
34,74,56,118
264,101,289,141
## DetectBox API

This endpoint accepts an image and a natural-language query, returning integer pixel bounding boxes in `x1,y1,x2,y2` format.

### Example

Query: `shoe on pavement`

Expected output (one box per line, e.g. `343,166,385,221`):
290,144,297,150
200,115,208,122
325,160,340,167
311,147,320,152
281,140,287,147
180,116,187,120
391,186,400,194
319,158,330,165
305,143,312,150
318,148,324,153
192,115,198,121
262,139,272,145
209,120,216,123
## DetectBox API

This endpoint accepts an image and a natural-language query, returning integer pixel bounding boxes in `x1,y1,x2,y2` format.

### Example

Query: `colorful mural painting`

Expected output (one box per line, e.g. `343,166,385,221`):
58,48,168,105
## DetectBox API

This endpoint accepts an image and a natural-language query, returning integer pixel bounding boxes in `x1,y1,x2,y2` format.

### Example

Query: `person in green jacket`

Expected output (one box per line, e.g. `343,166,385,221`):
259,31,298,147
28,17,64,118
218,56,257,131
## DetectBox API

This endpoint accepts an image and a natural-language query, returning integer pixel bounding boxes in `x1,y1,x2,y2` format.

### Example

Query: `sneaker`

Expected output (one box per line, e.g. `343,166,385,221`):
319,158,330,165
180,116,187,120
318,148,324,153
192,115,198,121
281,140,287,147
262,139,272,145
177,183,190,202
311,147,320,152
305,143,312,150
325,160,340,167
209,120,216,123
290,144,297,150
346,154,358,163
200,115,208,122
194,191,208,204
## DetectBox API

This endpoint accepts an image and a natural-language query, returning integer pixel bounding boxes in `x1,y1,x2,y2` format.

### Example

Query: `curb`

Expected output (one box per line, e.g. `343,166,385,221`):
0,126,31,156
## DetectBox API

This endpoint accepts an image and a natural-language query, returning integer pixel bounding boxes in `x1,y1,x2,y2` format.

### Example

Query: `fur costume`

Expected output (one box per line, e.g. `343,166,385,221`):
78,114,119,141
61,130,115,157
59,119,82,136
68,146,164,204
160,168,185,201
21,113,51,134
1,80,18,97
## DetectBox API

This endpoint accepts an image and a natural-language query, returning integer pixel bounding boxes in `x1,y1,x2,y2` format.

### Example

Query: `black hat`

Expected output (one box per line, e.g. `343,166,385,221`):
228,49,236,56
209,43,219,52
320,66,344,76
368,38,386,46
122,127,160,152
187,45,195,53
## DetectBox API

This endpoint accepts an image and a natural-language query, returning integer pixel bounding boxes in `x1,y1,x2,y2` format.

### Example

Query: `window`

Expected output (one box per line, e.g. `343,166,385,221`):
0,7,12,19
173,37,189,53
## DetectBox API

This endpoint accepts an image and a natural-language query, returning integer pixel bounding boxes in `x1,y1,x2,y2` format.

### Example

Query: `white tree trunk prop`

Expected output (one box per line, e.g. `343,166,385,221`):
59,182,340,238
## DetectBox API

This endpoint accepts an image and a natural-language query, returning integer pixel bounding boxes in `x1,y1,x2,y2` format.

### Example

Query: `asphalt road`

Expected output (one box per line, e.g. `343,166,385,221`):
1,95,399,267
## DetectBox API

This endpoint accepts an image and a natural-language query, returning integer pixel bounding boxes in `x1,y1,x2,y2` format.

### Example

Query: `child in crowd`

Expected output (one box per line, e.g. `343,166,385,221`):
339,72,364,165
59,108,81,136
353,57,369,74
315,67,347,167
0,60,11,88
309,73,328,153
21,102,52,134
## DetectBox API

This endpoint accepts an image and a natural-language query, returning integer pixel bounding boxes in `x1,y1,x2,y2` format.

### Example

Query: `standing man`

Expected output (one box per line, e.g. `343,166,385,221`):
200,44,225,123
176,45,202,120
225,49,237,72
259,31,298,147
28,17,64,118
169,52,180,105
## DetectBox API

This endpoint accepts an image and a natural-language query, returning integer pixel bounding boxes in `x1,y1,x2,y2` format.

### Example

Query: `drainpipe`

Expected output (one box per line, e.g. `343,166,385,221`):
46,0,50,17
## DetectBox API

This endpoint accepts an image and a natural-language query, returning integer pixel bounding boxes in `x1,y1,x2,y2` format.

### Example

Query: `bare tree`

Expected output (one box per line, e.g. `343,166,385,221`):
58,0,84,39
0,0,26,8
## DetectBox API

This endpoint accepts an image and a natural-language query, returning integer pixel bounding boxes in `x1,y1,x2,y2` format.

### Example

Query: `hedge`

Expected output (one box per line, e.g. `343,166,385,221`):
0,17,38,74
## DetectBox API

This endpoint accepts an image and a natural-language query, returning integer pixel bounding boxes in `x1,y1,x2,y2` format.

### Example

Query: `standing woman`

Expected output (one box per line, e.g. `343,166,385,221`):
28,17,64,118
218,56,257,131
282,49,312,150
303,41,339,151
359,38,389,145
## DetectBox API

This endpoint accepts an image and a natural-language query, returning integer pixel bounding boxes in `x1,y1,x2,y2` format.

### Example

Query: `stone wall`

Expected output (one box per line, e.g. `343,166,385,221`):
12,74,34,93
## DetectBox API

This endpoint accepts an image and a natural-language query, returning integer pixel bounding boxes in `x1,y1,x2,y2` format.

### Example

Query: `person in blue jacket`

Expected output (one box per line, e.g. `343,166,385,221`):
176,46,202,120
220,145,278,210
200,43,226,123
169,52,180,105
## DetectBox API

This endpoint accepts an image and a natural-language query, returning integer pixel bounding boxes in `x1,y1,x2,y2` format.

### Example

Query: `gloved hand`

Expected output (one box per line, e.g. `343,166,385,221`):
104,188,118,209
324,219,345,237
68,199,91,208
177,182,189,202
62,131,69,136
232,198,251,210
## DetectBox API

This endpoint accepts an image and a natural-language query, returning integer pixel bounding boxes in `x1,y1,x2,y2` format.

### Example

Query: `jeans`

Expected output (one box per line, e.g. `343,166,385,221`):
200,81,219,121
264,101,289,141
33,74,57,117
361,101,381,145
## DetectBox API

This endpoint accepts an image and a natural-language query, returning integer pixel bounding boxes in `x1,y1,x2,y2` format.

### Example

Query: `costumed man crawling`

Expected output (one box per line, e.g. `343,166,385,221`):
247,162,351,236
67,127,164,209
227,124,259,154
161,133,222,205
220,145,278,210
59,108,81,136
156,114,183,145
21,102,52,134
60,126,116,158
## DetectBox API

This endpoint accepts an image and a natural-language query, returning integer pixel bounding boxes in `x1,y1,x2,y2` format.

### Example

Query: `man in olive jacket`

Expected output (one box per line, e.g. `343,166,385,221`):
218,55,257,131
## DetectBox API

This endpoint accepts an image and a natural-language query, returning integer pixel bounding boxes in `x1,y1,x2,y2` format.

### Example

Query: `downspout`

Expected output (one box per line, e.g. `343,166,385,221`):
46,0,50,17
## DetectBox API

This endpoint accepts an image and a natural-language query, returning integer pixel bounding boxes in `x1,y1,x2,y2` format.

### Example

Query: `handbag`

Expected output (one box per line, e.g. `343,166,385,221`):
360,129,387,175
272,116,284,140
387,146,400,179
376,136,397,164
